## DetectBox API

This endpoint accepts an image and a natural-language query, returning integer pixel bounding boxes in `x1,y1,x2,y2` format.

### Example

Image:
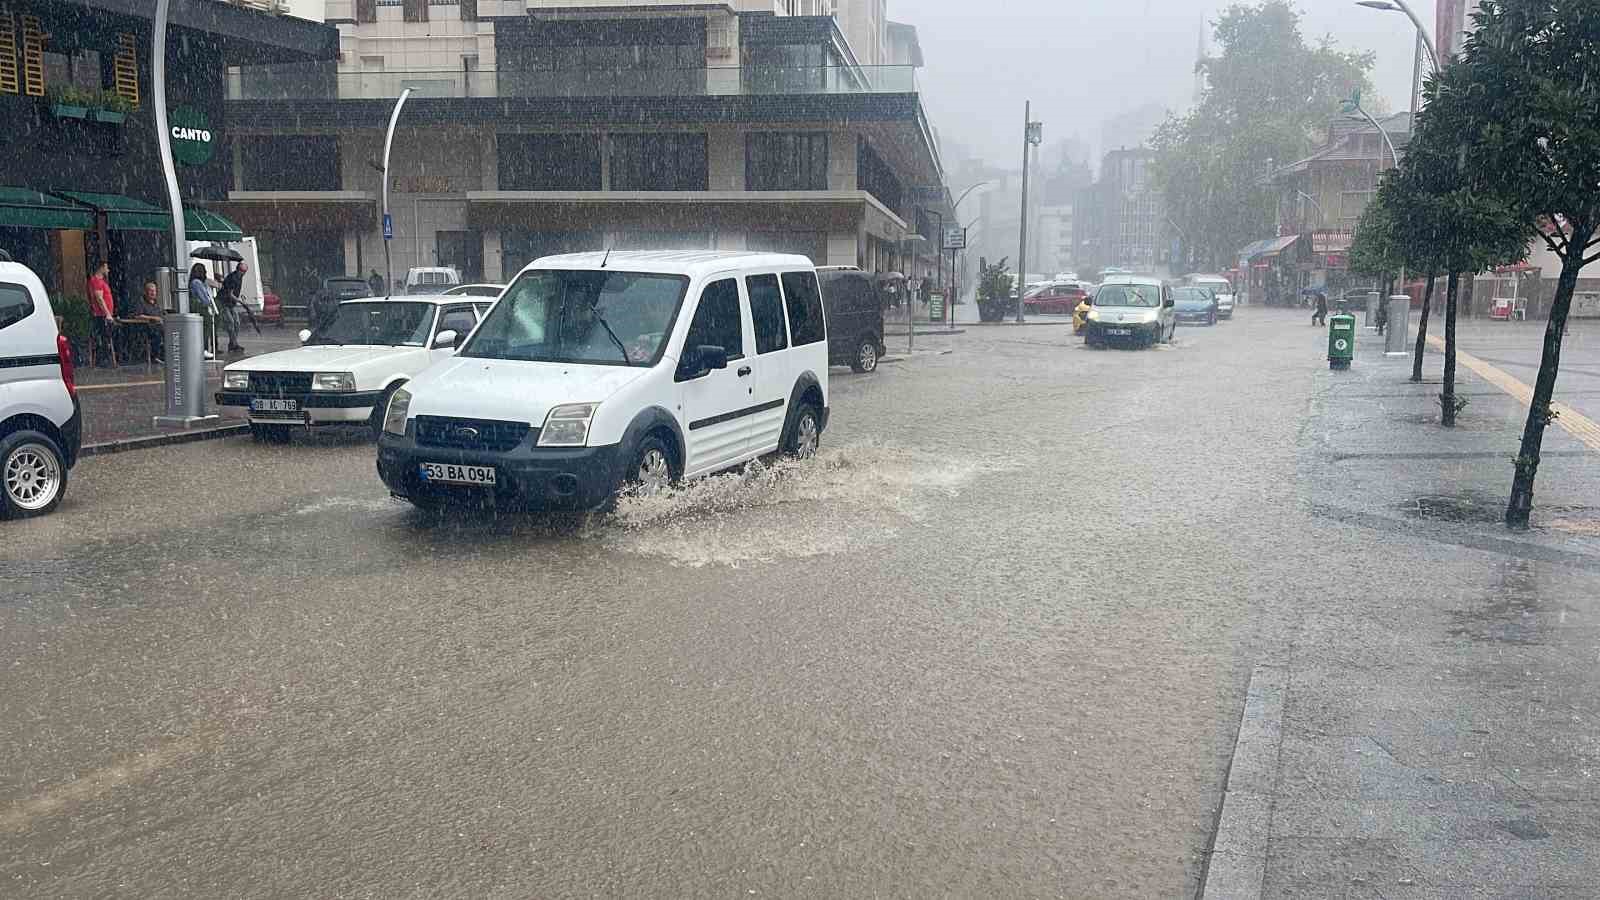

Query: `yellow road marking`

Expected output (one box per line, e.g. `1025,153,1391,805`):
1426,334,1600,454
0,732,212,833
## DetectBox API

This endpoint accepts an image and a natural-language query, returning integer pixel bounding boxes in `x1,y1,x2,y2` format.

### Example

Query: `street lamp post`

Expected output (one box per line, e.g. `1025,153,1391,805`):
1016,103,1043,323
1355,0,1439,72
379,88,412,294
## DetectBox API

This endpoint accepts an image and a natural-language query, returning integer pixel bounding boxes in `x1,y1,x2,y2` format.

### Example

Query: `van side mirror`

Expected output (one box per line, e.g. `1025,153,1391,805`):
677,344,729,380
1163,296,1175,308
298,328,312,344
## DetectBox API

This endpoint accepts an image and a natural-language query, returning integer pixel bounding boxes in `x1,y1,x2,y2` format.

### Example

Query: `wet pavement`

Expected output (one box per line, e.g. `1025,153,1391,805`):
3,309,1597,897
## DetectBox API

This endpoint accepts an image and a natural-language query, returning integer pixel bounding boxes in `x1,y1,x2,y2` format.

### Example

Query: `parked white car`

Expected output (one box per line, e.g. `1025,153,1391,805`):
377,250,830,512
404,267,461,295
217,296,484,441
0,260,81,518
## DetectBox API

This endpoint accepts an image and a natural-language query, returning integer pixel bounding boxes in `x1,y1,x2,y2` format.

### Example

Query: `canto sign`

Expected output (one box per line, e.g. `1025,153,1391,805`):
169,107,214,166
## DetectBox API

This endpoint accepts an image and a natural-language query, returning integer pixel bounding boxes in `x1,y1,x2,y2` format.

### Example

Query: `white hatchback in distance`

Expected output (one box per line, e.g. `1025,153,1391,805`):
1185,274,1236,319
377,250,830,512
0,260,81,518
216,296,484,441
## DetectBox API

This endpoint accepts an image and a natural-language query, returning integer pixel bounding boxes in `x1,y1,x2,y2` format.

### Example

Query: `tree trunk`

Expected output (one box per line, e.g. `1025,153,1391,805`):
1441,271,1459,427
1506,237,1590,528
1411,270,1436,382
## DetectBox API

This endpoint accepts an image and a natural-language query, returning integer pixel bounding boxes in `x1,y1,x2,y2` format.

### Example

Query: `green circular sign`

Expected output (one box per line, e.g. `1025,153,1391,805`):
169,107,214,166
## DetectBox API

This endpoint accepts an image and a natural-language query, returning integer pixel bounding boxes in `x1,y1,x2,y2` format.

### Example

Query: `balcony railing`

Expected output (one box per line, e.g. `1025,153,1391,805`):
227,64,920,102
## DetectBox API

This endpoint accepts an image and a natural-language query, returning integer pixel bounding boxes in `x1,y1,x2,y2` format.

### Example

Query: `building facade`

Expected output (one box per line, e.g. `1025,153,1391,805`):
1071,148,1165,276
219,1,944,305
0,0,335,304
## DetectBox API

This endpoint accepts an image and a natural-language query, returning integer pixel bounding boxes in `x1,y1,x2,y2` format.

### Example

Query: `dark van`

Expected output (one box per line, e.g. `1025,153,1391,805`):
818,267,886,373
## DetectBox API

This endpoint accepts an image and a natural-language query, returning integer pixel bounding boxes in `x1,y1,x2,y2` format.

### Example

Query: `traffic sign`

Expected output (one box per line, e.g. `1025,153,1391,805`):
383,213,393,241
943,227,966,250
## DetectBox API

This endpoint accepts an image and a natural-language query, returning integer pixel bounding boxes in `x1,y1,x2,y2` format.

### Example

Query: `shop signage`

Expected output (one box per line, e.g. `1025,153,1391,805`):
169,107,214,166
393,175,453,193
1312,229,1354,254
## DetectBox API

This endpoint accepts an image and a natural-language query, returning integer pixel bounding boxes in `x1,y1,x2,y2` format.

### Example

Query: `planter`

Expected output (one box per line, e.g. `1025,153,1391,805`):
93,109,127,124
50,104,90,119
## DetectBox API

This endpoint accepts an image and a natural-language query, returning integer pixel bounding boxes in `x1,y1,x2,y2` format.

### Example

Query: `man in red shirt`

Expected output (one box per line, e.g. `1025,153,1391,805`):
87,262,117,366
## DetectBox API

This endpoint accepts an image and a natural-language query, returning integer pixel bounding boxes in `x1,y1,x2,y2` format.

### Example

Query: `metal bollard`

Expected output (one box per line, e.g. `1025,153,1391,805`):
1365,291,1381,329
1384,294,1411,356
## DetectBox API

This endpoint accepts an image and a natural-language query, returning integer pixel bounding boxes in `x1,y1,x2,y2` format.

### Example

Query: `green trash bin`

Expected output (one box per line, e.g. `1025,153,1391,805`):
1327,313,1356,370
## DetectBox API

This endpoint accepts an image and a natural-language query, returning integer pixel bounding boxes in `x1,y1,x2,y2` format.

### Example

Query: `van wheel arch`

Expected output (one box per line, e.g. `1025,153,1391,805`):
620,407,685,481
780,373,826,446
0,414,67,457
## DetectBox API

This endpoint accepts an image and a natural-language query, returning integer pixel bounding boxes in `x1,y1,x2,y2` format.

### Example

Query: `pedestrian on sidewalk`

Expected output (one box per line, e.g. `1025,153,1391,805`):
189,263,220,361
368,269,384,298
1375,297,1388,336
132,281,165,363
1312,291,1328,326
219,263,247,355
86,262,118,367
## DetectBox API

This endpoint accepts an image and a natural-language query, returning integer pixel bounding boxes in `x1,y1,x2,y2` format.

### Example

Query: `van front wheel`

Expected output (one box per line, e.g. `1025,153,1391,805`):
784,405,821,459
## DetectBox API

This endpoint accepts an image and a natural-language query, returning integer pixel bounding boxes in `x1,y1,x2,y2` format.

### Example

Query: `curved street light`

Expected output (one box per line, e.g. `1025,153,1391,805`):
1356,0,1439,71
952,181,990,211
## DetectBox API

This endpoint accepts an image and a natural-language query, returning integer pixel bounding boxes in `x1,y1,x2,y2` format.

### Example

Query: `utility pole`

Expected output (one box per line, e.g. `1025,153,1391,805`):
379,88,412,294
1016,102,1042,323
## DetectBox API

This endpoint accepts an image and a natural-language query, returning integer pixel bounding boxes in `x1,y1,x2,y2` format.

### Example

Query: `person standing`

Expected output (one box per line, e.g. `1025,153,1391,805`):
86,262,117,367
1312,291,1328,327
189,263,220,360
219,263,247,354
368,268,384,298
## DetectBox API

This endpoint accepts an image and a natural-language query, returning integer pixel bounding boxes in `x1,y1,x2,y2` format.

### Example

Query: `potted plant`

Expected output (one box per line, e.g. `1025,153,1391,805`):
975,256,1017,323
94,90,134,124
47,85,94,119
55,294,92,365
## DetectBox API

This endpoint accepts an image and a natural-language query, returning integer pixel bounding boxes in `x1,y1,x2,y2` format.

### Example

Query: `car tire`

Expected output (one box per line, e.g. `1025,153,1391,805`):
369,383,403,440
250,423,293,444
783,404,822,459
623,434,677,496
850,336,880,373
1,430,68,519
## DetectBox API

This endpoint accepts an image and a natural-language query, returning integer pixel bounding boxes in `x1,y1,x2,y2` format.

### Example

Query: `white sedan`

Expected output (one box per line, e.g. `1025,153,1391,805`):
216,296,484,441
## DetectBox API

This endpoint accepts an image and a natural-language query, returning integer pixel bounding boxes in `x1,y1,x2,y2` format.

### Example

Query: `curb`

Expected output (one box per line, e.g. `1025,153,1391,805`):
961,320,1075,327
1199,663,1286,900
81,424,250,458
882,329,966,337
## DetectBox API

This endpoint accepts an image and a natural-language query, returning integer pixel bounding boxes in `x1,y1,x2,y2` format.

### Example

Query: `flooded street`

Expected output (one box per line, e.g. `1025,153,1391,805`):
4,311,1598,897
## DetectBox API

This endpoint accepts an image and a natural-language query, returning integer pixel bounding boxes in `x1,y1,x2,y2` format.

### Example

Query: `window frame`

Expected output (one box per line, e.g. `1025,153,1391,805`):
680,277,746,369
745,272,790,355
0,282,37,332
779,270,826,347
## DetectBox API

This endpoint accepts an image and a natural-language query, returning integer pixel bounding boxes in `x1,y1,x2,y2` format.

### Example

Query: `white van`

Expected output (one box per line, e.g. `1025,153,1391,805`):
377,251,830,511
404,267,461,295
0,260,81,518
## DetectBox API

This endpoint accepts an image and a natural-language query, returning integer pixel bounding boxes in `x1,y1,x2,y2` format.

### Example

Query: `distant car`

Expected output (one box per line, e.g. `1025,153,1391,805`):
1022,281,1089,316
404,267,461,295
1185,274,1235,319
442,283,506,298
0,260,81,518
217,296,485,442
1172,287,1219,326
818,268,885,373
1083,276,1175,348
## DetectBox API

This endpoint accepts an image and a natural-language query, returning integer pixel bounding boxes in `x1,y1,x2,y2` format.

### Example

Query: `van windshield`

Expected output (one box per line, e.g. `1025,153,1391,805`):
1095,284,1161,307
460,269,689,367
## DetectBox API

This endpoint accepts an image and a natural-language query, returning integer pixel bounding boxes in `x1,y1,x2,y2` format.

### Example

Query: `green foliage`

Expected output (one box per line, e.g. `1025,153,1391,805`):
47,84,97,108
97,90,135,114
1347,179,1405,277
975,257,1015,322
1151,1,1374,269
55,295,92,342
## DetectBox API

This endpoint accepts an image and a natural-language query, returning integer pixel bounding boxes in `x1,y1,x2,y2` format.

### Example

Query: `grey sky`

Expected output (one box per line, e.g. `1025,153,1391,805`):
904,0,1433,169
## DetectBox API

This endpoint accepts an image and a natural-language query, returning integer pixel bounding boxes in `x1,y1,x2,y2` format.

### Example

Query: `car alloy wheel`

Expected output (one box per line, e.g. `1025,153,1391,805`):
788,406,820,459
4,440,62,512
636,447,671,494
854,340,879,373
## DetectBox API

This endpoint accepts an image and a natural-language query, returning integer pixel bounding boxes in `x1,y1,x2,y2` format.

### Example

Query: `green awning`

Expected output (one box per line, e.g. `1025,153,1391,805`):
185,208,243,242
52,192,245,241
54,190,170,231
0,187,95,230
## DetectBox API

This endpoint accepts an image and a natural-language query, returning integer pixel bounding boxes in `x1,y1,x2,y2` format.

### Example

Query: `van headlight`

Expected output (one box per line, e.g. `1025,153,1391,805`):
312,372,356,392
223,370,250,390
382,387,412,436
1086,309,1100,321
538,403,597,447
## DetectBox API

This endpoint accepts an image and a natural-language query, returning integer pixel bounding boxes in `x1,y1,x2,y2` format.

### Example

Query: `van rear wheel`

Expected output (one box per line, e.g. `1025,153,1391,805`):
851,337,879,373
1,430,67,519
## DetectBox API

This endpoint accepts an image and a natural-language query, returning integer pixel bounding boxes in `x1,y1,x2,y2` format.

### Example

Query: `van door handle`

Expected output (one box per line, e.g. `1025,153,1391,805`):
737,366,752,377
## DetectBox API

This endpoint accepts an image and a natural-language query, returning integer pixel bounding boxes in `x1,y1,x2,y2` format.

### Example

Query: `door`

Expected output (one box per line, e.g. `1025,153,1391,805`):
676,276,754,476
744,272,793,455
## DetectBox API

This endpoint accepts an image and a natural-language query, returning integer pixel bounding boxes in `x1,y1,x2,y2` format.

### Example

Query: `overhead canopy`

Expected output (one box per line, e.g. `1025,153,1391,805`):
53,191,244,240
1239,235,1300,260
0,187,95,230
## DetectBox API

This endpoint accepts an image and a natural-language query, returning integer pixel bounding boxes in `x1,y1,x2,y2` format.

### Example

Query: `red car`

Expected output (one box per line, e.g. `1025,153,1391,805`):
1022,281,1088,315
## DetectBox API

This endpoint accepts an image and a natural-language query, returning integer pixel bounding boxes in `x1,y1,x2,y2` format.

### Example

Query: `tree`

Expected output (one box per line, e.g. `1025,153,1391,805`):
1151,1,1374,269
1419,0,1599,525
976,257,1014,323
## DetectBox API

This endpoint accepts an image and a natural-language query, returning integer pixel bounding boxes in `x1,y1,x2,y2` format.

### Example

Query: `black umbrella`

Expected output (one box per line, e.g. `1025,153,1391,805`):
190,245,243,263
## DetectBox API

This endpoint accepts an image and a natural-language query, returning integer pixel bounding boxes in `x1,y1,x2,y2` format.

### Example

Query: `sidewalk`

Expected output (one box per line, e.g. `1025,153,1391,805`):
74,328,301,447
1205,321,1600,899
